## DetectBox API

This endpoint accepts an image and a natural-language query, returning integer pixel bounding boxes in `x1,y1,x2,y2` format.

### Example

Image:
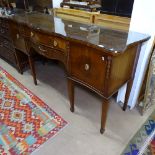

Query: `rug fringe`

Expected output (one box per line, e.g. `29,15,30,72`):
138,129,155,155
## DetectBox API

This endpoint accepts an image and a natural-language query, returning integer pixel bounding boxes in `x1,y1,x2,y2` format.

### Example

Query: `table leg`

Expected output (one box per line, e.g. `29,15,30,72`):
14,51,23,74
68,79,74,112
28,55,37,85
100,98,110,134
123,80,133,111
123,44,142,111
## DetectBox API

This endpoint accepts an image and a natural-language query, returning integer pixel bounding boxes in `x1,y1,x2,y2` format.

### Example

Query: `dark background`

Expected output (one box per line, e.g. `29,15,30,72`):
101,0,134,17
15,0,134,17
15,0,52,9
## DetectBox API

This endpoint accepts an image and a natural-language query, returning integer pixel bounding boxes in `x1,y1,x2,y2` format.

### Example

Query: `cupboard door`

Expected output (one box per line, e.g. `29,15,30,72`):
69,42,107,94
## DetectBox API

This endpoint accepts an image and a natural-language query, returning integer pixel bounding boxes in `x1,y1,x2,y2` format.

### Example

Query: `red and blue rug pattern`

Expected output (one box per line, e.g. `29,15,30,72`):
0,66,67,155
122,110,155,155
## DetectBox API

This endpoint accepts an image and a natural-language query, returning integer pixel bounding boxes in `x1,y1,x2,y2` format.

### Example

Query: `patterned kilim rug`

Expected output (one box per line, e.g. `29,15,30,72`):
0,66,67,155
122,110,155,155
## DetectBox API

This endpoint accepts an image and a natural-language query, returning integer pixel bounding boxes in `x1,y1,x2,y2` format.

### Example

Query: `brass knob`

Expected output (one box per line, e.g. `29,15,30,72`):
54,40,58,47
31,32,34,37
84,64,90,71
16,34,19,39
39,46,47,52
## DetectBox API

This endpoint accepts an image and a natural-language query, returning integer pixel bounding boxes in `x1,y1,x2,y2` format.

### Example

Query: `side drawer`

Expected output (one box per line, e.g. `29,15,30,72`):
9,21,27,54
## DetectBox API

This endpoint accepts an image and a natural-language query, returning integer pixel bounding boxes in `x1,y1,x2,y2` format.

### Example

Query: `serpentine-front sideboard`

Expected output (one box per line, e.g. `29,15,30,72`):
0,12,150,134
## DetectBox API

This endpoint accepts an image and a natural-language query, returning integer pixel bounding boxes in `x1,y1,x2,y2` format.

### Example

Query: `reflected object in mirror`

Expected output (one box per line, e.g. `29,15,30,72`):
15,0,28,9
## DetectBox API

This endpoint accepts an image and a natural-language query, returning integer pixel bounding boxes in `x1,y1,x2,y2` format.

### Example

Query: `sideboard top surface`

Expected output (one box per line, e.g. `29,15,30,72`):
1,12,150,53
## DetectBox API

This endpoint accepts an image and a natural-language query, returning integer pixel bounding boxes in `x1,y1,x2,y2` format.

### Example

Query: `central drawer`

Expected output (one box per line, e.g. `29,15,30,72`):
69,42,107,94
31,31,68,52
30,42,67,66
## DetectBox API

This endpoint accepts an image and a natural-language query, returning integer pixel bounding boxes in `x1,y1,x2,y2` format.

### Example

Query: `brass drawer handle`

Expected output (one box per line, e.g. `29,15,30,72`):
54,40,58,47
16,34,19,39
39,46,47,52
84,64,90,71
102,56,105,61
31,32,34,37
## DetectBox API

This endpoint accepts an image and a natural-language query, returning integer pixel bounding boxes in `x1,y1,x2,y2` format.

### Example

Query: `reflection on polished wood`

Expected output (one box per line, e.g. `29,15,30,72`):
54,8,130,31
54,8,98,24
94,13,130,32
0,12,150,134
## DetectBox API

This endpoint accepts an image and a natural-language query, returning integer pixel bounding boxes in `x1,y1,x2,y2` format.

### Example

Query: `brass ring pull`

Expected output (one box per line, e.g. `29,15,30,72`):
102,56,105,61
31,32,34,37
39,46,46,52
16,34,19,39
54,40,58,47
85,64,90,71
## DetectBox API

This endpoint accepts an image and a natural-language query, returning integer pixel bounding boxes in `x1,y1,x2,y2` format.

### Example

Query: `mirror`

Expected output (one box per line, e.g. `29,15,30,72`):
15,0,52,10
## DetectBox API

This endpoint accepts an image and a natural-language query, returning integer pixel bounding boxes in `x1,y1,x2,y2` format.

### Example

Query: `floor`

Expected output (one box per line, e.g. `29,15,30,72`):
0,58,154,155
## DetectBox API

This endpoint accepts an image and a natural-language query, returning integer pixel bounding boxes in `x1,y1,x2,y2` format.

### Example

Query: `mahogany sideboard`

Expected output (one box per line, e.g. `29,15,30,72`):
0,12,150,134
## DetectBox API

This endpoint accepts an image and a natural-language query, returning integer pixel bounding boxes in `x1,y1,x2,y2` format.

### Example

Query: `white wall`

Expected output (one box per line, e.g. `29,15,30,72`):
117,0,155,109
130,0,155,34
128,0,155,109
53,0,62,8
